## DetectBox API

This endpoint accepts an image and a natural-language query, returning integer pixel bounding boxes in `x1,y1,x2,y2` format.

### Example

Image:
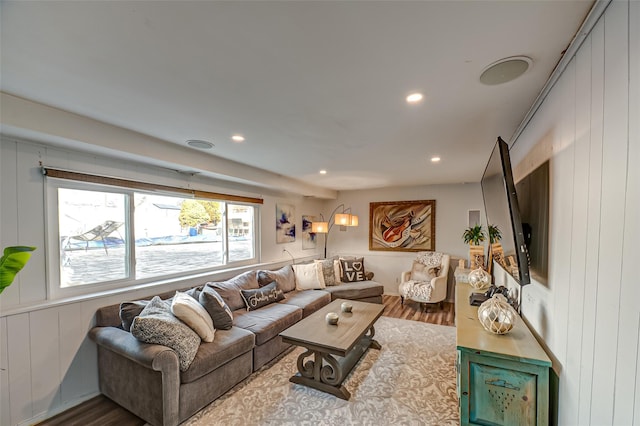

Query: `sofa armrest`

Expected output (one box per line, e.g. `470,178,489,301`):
89,326,179,371
401,271,412,283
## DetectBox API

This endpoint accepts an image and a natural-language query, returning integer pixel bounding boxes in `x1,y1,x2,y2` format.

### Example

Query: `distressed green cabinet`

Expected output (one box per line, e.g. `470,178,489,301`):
455,270,551,426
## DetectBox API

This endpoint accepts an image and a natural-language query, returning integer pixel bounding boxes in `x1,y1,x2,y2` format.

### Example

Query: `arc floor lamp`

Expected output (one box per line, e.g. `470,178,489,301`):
310,204,359,258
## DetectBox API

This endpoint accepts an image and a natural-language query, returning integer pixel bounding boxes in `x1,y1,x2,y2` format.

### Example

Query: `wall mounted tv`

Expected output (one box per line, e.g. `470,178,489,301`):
481,136,530,286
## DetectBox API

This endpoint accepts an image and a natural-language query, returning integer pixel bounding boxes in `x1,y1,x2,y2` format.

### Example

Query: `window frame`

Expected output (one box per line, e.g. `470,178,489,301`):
45,177,261,300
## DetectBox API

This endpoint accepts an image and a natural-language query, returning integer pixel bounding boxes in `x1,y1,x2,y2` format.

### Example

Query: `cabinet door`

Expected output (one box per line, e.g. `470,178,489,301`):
469,361,537,425
460,351,547,426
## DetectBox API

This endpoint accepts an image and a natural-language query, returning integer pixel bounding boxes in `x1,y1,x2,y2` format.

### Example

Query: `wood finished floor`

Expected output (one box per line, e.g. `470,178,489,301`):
36,295,455,426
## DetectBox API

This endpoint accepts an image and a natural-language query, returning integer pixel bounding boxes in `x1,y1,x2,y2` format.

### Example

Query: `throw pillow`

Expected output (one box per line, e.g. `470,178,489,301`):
333,259,342,283
208,270,260,311
292,262,326,290
240,281,285,311
411,261,440,282
199,284,234,330
257,265,296,293
314,259,338,286
131,296,200,371
340,257,366,282
119,300,149,331
171,291,215,343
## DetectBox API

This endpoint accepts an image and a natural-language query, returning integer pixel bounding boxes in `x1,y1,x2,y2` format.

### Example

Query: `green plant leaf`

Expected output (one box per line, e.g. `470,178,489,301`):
0,246,36,294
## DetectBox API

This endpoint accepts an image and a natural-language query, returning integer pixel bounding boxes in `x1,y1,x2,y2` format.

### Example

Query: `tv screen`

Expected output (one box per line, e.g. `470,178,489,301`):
516,161,549,283
481,137,531,285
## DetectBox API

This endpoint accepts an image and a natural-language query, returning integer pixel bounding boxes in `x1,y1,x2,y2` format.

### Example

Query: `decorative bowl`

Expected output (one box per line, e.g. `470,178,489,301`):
341,302,353,313
477,294,516,334
325,312,339,325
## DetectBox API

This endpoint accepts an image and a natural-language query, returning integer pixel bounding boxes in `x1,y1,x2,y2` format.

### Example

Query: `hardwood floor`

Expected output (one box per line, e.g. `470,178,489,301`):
36,294,455,426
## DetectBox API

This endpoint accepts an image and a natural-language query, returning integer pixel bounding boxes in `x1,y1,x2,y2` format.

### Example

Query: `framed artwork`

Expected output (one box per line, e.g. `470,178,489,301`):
276,203,296,243
369,200,436,252
301,215,317,250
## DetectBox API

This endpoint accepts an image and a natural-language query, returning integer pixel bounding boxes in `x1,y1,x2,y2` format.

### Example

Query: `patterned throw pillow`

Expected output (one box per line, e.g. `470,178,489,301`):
171,291,215,342
340,257,366,282
410,261,440,282
131,296,200,371
257,265,296,293
314,259,338,286
199,284,234,330
240,281,285,311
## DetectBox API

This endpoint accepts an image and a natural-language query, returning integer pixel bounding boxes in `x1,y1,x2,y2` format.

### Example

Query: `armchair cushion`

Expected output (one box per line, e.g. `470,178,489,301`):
410,261,440,282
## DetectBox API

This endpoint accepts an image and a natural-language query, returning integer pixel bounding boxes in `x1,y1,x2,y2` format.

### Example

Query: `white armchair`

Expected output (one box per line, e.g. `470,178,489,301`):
399,252,450,310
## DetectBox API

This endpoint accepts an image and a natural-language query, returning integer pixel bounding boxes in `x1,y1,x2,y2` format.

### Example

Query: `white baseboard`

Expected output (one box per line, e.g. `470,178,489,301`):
18,391,101,426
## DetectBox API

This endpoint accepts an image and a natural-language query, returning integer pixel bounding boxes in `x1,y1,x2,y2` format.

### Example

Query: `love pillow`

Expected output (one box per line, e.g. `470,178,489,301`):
340,257,366,282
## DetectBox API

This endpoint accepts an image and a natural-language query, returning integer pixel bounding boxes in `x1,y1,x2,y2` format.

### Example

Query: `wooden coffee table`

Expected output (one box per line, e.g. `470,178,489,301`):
279,298,384,400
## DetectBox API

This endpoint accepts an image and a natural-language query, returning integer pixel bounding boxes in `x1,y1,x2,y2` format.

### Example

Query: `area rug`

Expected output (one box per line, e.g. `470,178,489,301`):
183,317,459,425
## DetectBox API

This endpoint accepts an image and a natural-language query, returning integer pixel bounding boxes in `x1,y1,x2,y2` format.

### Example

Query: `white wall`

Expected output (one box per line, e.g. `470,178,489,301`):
0,136,324,425
326,183,485,296
509,1,639,424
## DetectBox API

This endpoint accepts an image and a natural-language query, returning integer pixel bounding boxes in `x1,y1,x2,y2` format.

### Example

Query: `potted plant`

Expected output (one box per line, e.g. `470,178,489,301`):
462,225,486,269
0,246,36,294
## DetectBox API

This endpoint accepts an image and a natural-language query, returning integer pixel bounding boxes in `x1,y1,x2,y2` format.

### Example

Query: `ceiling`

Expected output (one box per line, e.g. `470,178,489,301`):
1,1,594,192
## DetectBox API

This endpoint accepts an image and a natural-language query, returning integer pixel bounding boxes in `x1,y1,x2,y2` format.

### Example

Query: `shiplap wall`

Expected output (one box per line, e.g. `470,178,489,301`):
0,137,325,425
509,1,639,424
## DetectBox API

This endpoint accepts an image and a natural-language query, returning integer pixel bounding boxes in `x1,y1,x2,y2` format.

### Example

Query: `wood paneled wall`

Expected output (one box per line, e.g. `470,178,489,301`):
510,1,639,424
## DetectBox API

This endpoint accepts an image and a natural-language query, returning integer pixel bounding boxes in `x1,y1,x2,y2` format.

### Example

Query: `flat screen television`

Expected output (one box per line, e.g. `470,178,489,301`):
481,136,531,286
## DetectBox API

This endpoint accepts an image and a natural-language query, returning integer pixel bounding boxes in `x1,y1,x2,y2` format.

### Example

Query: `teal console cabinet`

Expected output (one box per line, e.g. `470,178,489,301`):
455,271,551,425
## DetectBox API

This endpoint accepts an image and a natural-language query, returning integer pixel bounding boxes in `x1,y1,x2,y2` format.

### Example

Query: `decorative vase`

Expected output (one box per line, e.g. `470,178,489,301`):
477,294,516,334
325,312,339,325
341,302,353,313
468,267,491,290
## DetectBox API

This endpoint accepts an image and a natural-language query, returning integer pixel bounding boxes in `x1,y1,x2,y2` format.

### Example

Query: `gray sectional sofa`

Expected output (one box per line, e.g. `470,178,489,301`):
89,264,383,426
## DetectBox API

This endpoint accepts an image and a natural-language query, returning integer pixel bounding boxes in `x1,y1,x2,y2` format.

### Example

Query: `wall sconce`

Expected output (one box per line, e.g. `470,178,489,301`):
311,204,359,258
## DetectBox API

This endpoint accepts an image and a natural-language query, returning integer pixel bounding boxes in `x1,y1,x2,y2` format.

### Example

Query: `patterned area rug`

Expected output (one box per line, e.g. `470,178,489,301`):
183,317,459,426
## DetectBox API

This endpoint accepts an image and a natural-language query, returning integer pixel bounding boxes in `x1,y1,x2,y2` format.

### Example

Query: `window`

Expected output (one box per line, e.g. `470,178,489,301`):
47,178,260,298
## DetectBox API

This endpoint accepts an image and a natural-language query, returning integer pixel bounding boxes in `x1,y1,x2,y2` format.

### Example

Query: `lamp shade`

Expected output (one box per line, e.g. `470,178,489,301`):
348,215,359,226
334,213,351,226
311,222,329,233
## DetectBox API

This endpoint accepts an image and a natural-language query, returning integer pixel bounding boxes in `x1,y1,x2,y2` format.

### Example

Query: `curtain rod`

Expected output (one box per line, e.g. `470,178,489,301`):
41,166,264,204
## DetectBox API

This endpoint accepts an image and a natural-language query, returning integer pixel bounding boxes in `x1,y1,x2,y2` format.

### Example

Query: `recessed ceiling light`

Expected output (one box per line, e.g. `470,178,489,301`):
319,170,327,175
431,156,441,163
480,56,532,85
186,140,214,149
406,92,424,104
231,135,245,143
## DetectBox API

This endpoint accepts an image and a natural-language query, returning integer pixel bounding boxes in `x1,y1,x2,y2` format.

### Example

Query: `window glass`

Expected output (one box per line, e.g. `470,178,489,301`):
49,180,259,297
228,204,254,262
134,194,224,278
58,188,128,287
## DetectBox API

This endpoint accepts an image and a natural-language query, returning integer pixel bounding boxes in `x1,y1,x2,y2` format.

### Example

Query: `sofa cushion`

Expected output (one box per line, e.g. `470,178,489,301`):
279,289,331,317
322,280,383,301
293,262,325,290
340,257,366,282
240,281,285,311
171,291,215,342
232,303,302,346
131,296,201,371
181,326,255,384
257,265,296,293
207,271,260,311
199,284,234,330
